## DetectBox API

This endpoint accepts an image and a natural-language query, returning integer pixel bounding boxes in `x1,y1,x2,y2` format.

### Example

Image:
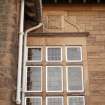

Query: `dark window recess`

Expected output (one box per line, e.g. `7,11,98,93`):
100,0,105,3
42,0,55,4
57,0,68,3
86,0,97,3
42,0,105,4
72,0,83,4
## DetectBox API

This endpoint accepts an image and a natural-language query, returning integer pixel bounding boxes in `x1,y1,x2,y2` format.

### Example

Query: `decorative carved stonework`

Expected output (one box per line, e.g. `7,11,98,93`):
43,11,85,32
48,15,63,29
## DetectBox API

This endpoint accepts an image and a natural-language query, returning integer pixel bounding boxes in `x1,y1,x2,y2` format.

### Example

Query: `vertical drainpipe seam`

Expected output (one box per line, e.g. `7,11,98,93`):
16,0,24,104
16,0,43,104
21,0,43,102
21,23,43,105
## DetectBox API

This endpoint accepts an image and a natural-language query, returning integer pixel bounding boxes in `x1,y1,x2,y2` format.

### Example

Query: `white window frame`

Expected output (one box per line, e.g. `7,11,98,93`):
66,46,82,62
67,96,85,105
27,46,42,62
66,66,84,92
25,96,42,105
46,66,63,92
46,46,62,62
46,96,64,105
25,66,42,92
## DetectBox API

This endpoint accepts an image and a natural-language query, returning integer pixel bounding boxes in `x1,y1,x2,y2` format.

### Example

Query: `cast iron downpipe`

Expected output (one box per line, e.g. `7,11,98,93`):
16,0,43,104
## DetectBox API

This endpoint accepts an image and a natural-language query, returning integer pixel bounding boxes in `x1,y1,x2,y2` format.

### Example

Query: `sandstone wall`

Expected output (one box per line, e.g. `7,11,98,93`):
43,5,105,105
0,0,19,105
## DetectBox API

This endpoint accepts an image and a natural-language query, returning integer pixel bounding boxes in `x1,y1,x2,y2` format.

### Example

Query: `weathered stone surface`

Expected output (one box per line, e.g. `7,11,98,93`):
43,5,105,105
89,71,105,95
0,1,105,105
0,0,19,105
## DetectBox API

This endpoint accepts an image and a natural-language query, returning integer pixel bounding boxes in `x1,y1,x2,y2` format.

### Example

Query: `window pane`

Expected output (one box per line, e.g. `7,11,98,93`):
47,48,61,61
27,67,41,91
47,97,64,105
67,47,82,62
26,97,41,105
28,48,41,61
47,67,63,91
67,66,83,91
68,96,85,105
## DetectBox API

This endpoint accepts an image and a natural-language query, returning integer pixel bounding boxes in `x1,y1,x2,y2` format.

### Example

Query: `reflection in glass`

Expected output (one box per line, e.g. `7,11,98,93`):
67,66,83,91
47,67,62,91
28,48,41,61
67,47,82,62
47,48,61,61
27,67,41,91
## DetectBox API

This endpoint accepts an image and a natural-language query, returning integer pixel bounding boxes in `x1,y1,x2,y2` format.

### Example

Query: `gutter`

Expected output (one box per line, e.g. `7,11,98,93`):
16,0,24,104
16,0,43,104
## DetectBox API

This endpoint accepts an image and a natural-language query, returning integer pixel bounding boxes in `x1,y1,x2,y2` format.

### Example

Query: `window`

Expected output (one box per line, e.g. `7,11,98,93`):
46,47,62,62
27,47,42,62
26,66,42,92
67,96,85,105
66,46,82,62
46,66,63,92
24,44,86,105
67,66,84,92
46,97,64,105
25,97,42,105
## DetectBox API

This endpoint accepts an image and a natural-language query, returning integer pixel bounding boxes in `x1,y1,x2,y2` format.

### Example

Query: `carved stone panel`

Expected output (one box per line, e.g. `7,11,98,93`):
47,15,64,29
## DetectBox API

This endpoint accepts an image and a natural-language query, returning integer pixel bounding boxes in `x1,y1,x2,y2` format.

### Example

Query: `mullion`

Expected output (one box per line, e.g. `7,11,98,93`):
25,46,84,105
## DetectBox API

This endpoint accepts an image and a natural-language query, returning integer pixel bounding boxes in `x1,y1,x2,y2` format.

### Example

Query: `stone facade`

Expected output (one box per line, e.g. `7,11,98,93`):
0,0,19,105
43,5,105,105
0,1,105,105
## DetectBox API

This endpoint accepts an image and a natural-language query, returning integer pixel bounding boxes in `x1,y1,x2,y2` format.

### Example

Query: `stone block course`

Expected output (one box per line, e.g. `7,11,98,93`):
0,1,105,105
0,0,19,105
43,5,105,105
